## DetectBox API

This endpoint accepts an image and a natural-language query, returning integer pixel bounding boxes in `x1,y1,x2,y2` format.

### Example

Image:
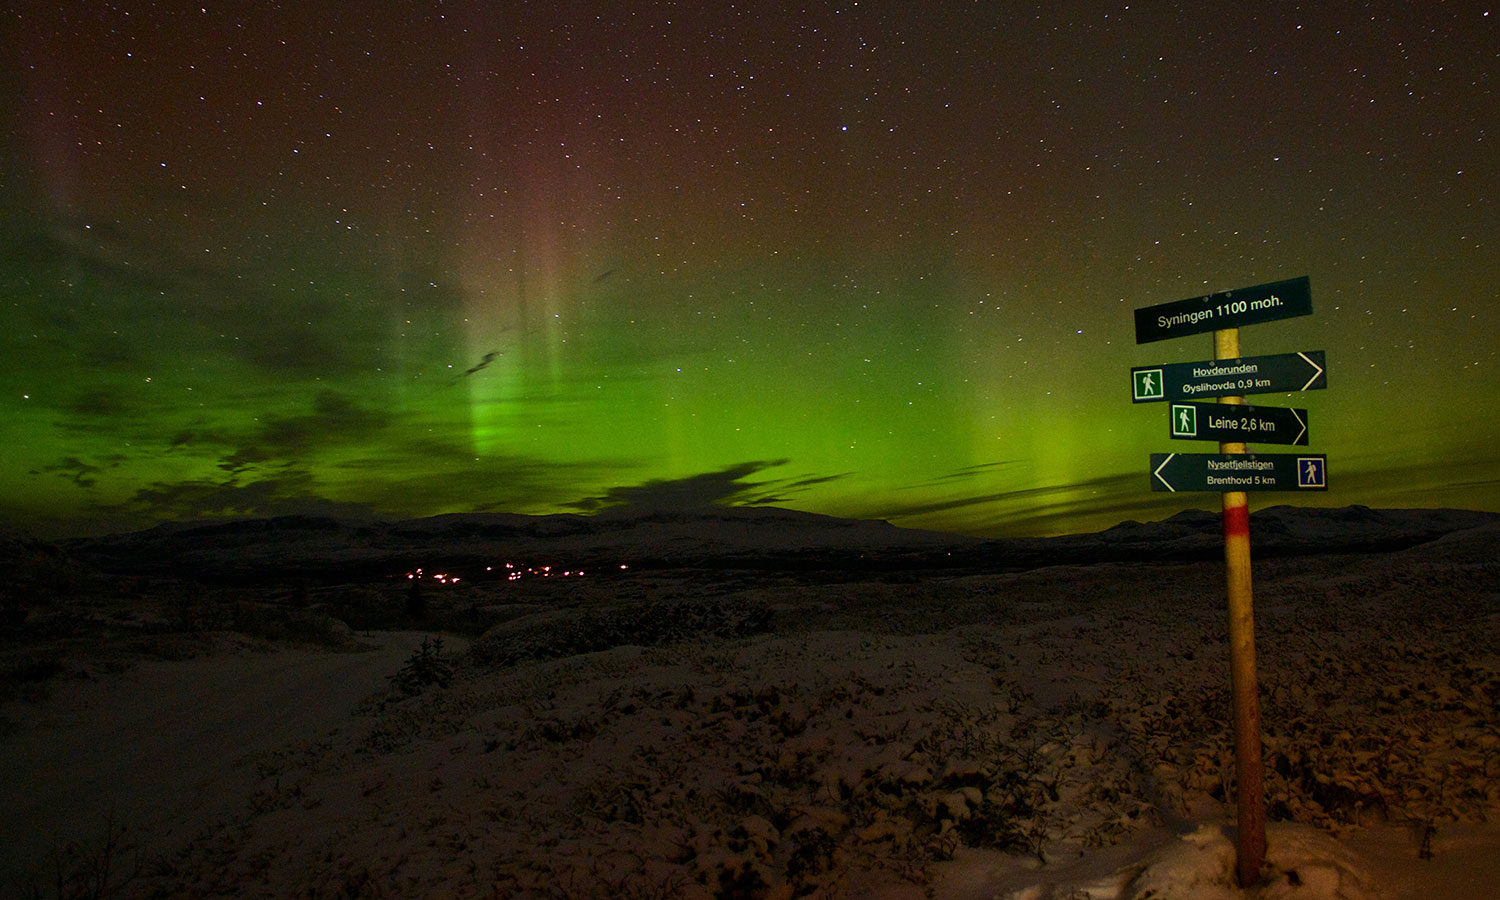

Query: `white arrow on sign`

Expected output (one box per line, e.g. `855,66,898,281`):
1154,453,1178,492
1297,352,1324,391
1291,408,1307,445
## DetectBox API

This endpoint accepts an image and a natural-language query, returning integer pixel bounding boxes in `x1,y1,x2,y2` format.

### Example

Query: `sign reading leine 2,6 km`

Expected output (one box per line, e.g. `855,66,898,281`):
1151,453,1328,492
1135,276,1313,344
1169,401,1309,446
1131,351,1326,403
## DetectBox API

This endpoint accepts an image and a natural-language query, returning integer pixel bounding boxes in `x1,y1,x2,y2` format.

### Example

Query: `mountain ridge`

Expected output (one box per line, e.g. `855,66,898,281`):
47,504,1500,584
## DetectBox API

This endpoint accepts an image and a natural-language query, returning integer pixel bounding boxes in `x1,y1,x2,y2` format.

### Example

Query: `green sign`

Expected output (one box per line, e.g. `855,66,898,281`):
1169,402,1309,445
1135,276,1313,344
1150,453,1328,492
1131,351,1326,403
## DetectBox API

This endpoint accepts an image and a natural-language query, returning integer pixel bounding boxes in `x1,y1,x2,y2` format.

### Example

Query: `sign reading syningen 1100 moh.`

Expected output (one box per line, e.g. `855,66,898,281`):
1134,276,1313,344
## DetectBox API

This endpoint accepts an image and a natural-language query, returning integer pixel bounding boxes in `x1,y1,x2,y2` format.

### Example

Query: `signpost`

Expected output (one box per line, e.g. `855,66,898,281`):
1167,403,1309,446
1131,275,1328,888
1131,351,1326,403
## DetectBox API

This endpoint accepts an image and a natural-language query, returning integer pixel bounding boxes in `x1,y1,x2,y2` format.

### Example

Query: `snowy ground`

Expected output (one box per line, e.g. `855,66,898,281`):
2,514,1497,898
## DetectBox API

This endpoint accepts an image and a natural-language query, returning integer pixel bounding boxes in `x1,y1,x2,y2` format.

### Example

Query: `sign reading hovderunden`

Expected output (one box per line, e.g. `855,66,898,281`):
1131,351,1326,403
1150,453,1328,492
1134,276,1313,344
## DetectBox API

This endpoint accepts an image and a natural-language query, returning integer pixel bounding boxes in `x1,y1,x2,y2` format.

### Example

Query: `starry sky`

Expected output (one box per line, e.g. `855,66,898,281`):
2,1,1496,539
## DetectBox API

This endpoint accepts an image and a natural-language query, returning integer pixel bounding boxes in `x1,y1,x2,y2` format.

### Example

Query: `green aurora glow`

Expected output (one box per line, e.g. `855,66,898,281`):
3,3,1497,538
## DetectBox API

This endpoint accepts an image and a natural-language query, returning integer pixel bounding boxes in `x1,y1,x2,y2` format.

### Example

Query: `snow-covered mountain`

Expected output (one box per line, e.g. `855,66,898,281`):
55,504,1500,583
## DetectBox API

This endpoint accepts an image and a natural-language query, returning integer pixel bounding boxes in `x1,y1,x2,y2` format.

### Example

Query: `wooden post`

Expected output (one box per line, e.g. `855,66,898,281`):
1215,326,1266,887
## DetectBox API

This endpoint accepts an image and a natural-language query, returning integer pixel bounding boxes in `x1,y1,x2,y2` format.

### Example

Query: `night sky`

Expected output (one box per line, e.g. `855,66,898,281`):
3,2,1496,539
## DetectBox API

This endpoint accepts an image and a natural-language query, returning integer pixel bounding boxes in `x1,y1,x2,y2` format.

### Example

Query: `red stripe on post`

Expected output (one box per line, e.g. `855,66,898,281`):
1223,502,1251,538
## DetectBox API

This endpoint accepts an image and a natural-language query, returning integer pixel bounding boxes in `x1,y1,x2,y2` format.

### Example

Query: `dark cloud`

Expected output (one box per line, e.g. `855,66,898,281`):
782,472,850,490
336,447,596,515
112,446,596,528
870,472,1154,535
310,390,392,433
925,461,1018,483
21,216,430,382
37,457,104,488
222,390,391,469
235,330,365,377
111,470,378,522
64,388,134,418
29,219,225,296
977,489,1195,538
572,459,791,514
742,494,798,507
869,475,1125,521
80,339,144,369
219,447,276,474
450,349,501,382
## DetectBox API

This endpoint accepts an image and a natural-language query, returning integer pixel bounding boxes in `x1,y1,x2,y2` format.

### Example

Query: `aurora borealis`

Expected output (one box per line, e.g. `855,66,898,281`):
3,2,1496,539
